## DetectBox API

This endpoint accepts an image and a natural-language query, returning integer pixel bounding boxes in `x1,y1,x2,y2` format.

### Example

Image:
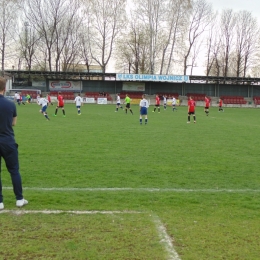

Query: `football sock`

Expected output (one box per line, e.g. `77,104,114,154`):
145,119,147,124
130,109,133,115
63,110,65,115
55,109,58,114
140,119,142,124
188,116,190,121
158,108,160,112
125,109,127,114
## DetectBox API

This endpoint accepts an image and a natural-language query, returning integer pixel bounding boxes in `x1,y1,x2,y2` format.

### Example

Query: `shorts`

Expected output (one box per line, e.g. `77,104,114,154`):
155,104,160,107
188,111,195,115
41,105,47,112
57,105,64,108
205,106,209,109
76,105,81,109
140,107,147,115
126,103,130,108
116,103,121,106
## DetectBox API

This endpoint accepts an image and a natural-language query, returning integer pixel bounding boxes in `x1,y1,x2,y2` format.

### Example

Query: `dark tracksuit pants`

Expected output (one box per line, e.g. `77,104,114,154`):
0,142,23,203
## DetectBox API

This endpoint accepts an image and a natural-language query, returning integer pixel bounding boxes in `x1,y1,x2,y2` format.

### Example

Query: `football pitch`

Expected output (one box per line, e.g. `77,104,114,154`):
0,102,260,259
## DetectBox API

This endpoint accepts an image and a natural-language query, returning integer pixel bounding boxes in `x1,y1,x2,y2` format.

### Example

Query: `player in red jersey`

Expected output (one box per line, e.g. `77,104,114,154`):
47,93,53,106
187,96,196,123
204,96,210,116
218,98,224,112
153,94,161,113
54,92,66,117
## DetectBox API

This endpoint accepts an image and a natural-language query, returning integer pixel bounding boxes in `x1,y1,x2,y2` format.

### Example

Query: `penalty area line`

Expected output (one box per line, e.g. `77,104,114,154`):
0,209,181,259
152,214,181,260
0,209,142,215
3,187,260,193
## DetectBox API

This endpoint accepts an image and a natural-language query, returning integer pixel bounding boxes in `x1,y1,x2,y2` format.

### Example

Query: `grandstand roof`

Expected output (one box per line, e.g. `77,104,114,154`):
4,70,260,85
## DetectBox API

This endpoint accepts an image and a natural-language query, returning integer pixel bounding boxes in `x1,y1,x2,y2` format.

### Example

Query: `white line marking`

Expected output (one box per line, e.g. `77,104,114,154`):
152,214,181,260
0,210,141,215
0,209,181,259
3,187,260,193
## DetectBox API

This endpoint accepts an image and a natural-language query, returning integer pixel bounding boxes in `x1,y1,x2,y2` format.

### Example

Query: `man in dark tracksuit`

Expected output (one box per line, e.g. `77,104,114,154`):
0,77,28,210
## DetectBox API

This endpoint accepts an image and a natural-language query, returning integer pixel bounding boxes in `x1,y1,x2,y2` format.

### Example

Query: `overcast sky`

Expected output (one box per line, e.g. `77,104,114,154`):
209,0,260,23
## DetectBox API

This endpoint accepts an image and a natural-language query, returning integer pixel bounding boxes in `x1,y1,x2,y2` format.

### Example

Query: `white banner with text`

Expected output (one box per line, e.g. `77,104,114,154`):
116,73,189,83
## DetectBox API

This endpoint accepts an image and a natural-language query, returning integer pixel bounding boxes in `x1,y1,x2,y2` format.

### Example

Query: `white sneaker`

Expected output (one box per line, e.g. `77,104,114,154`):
0,202,4,210
16,199,28,208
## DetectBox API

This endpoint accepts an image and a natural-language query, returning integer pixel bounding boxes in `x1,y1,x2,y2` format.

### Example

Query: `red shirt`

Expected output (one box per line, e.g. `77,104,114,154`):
58,95,64,106
188,99,196,112
205,97,210,107
155,96,160,105
47,95,51,102
219,99,223,106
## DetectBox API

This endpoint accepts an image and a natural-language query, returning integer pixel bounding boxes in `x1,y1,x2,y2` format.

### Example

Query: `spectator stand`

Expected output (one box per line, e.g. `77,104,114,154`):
220,96,247,106
253,96,260,106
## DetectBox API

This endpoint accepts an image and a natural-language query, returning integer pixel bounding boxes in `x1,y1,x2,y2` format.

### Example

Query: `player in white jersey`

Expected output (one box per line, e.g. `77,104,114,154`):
37,94,41,104
38,94,50,120
74,93,83,115
163,95,167,110
14,92,21,105
115,93,123,112
172,96,177,112
139,94,149,125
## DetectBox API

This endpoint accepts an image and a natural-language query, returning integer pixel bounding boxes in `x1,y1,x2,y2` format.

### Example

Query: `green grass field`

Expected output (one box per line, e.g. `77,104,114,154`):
0,102,260,259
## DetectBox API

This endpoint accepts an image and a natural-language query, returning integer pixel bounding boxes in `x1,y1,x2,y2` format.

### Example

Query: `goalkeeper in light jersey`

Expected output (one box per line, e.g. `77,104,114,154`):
139,94,149,125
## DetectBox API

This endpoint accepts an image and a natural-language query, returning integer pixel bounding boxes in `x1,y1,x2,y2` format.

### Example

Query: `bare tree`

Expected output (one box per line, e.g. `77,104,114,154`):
0,0,19,75
115,17,150,74
84,0,127,75
160,0,191,75
131,0,166,74
23,0,82,72
17,23,42,71
219,9,236,77
204,12,220,76
183,0,212,75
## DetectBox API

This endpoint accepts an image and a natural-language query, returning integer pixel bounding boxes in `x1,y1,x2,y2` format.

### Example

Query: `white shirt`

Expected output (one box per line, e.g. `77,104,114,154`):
14,93,20,100
116,95,121,103
75,96,83,106
38,97,48,107
140,98,149,108
163,96,167,104
172,97,176,105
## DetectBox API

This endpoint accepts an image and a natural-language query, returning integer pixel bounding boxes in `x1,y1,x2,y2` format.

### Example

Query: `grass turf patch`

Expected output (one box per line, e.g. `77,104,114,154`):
1,102,260,259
